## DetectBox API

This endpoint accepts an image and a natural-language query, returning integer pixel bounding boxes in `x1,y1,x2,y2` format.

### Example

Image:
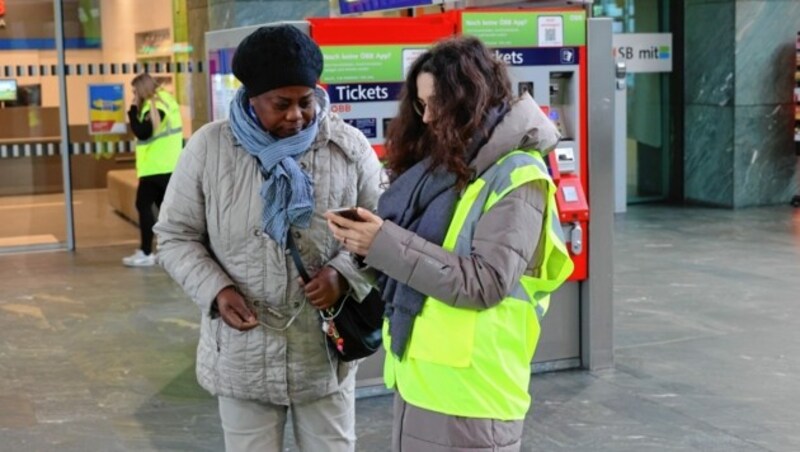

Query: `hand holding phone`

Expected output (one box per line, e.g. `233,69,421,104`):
324,207,384,257
328,207,364,222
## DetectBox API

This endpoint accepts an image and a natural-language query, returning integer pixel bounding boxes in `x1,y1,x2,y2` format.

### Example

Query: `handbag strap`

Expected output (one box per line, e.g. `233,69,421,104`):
287,231,346,321
286,232,312,284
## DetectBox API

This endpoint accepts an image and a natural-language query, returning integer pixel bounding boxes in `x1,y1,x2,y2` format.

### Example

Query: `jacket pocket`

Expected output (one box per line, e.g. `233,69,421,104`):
213,317,223,352
406,299,477,368
337,359,357,386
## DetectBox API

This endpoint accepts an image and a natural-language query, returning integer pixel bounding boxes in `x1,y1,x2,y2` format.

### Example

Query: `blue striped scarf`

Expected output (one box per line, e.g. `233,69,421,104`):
228,87,321,246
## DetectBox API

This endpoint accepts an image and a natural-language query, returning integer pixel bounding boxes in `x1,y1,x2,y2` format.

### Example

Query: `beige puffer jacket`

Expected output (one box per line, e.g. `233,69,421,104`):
154,108,383,405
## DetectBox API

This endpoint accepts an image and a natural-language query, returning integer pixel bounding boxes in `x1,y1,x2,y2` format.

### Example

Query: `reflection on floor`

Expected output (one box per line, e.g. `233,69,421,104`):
1,205,800,451
0,189,139,250
0,234,58,247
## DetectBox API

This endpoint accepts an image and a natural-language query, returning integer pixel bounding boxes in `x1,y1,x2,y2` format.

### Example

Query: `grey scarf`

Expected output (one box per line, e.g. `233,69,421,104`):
378,103,509,359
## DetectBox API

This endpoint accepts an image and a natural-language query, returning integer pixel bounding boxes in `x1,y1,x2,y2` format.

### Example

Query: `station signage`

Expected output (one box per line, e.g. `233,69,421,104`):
612,33,673,73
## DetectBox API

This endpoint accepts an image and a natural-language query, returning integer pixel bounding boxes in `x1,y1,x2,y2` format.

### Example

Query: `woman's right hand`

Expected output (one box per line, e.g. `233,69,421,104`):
215,286,259,331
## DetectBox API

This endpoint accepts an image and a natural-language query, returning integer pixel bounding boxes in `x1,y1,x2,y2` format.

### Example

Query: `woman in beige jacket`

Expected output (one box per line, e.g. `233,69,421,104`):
154,25,382,452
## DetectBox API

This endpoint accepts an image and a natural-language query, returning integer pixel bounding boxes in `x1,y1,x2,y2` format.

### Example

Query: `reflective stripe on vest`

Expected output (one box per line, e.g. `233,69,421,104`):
135,89,183,177
384,150,573,421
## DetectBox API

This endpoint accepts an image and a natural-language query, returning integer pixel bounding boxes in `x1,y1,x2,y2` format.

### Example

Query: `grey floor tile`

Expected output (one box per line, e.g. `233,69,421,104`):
1,205,799,451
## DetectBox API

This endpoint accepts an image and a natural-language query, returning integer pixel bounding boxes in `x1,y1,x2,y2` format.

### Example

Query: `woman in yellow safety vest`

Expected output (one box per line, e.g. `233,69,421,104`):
326,36,573,451
123,73,183,267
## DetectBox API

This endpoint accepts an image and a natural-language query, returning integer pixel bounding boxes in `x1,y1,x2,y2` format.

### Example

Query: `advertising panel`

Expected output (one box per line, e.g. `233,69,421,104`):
612,33,672,73
461,11,586,48
88,84,126,135
207,48,241,122
0,78,17,102
310,14,457,154
321,44,427,145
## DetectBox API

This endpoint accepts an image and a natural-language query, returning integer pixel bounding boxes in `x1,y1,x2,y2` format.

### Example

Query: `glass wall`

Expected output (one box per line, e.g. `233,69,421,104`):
0,0,205,253
0,0,73,252
594,0,673,204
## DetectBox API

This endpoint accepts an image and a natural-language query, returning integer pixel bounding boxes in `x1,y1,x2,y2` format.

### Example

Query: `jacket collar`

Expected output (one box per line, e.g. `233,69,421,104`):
470,93,561,176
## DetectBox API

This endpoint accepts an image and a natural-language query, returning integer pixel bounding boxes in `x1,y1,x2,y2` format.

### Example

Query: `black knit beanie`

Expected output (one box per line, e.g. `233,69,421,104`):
232,25,323,99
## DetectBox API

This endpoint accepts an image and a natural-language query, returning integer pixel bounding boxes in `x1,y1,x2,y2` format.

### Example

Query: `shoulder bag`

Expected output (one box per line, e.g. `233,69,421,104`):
286,233,384,362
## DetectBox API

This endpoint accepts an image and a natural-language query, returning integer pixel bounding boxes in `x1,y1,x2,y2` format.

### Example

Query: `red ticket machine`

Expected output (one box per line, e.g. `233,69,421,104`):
549,149,589,280
453,8,590,281
308,15,458,159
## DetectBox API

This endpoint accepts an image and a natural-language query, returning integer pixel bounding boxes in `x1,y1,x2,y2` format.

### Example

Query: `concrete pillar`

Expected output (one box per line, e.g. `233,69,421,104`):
684,0,800,207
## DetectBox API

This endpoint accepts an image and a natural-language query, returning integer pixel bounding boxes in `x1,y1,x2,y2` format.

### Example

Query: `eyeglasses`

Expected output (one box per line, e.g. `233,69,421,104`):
412,98,433,117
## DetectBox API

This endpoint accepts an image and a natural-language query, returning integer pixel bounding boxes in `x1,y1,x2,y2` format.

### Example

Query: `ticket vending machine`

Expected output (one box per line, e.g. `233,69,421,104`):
204,11,615,391
456,8,590,368
206,18,458,391
308,15,458,158
310,9,610,380
309,16,458,389
206,21,311,122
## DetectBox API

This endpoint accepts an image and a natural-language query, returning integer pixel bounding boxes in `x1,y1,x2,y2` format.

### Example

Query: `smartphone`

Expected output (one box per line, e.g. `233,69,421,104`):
328,207,363,222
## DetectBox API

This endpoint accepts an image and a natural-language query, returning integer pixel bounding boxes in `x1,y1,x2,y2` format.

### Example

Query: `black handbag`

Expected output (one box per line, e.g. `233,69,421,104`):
286,233,384,362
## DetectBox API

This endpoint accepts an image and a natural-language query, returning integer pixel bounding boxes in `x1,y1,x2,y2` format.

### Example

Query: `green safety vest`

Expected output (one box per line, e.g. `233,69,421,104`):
135,89,183,177
383,150,574,421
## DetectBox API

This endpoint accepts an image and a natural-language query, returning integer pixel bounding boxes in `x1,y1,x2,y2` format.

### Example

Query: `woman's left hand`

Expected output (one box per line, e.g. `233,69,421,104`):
324,207,383,257
301,266,348,310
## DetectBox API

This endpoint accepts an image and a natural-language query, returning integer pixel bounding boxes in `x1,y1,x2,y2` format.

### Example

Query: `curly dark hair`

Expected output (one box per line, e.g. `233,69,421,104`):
384,36,513,187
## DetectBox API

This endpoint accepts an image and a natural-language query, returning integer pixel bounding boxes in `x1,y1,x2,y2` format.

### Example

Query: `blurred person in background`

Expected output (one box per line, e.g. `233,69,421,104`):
123,73,182,267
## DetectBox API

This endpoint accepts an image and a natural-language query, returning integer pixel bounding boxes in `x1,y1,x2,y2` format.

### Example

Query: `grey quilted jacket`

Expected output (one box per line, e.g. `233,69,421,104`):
154,111,383,404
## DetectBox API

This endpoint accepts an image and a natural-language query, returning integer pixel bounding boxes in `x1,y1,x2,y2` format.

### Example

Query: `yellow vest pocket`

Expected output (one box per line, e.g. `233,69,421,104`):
406,299,477,368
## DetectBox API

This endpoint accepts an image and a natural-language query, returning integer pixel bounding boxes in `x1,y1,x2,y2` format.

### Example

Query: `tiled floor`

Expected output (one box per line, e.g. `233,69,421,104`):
1,205,799,451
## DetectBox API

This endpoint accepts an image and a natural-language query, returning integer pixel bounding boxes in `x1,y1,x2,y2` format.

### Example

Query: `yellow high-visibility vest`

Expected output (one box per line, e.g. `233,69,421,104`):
135,89,183,177
383,150,573,421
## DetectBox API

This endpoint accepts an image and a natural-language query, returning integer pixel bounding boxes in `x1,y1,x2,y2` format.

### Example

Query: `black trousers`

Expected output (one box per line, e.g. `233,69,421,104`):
135,173,171,255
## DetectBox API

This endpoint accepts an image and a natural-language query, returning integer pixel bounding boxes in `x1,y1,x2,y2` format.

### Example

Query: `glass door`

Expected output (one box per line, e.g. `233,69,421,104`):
0,0,72,252
594,0,673,204
62,0,201,250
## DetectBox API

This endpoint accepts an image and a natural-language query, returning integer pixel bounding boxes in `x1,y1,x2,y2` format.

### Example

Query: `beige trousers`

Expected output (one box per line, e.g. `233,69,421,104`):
218,383,356,452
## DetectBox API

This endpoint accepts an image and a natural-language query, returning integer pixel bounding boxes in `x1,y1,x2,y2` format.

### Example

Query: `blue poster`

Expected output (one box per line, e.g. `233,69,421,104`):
88,84,126,135
339,0,433,15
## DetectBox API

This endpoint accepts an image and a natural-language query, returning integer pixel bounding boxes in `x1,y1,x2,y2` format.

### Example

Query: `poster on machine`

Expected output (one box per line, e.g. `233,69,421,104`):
460,10,586,141
310,13,457,154
208,47,243,122
88,84,126,135
461,11,586,48
320,44,428,148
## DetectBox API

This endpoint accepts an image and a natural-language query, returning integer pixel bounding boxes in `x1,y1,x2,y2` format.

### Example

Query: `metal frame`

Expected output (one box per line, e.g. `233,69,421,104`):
56,0,75,251
0,1,74,255
583,17,614,370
